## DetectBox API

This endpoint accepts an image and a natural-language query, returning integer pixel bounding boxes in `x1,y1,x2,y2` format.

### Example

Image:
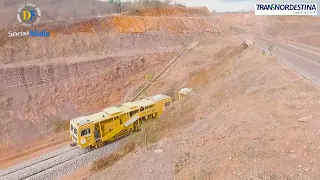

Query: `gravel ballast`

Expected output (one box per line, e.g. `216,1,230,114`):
0,142,120,180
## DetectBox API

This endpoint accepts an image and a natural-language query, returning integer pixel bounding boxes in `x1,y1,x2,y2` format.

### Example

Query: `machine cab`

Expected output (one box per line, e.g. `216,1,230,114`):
70,116,95,148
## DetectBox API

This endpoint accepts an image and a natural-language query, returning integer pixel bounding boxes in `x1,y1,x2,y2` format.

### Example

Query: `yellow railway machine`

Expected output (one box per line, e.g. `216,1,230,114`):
70,94,172,148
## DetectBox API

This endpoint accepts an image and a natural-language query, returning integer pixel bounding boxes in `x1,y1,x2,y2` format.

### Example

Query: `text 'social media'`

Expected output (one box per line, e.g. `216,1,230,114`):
8,30,50,37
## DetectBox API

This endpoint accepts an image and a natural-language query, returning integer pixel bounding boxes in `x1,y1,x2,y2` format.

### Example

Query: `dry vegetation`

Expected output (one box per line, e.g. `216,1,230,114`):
89,43,320,179
127,6,210,17
90,99,195,172
0,4,218,160
91,141,136,171
52,119,69,132
143,100,196,144
88,40,243,175
0,0,177,26
0,7,213,64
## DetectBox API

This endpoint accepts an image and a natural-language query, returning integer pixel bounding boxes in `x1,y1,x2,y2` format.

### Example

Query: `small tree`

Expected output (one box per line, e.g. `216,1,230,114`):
141,89,147,99
145,72,154,82
109,0,122,13
136,0,168,7
268,44,274,57
165,0,172,4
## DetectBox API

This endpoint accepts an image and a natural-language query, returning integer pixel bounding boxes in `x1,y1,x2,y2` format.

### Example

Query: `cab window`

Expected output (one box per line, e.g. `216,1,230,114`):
81,128,91,136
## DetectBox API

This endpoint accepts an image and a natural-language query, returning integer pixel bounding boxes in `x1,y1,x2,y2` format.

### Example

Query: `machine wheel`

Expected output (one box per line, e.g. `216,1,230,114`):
95,140,105,148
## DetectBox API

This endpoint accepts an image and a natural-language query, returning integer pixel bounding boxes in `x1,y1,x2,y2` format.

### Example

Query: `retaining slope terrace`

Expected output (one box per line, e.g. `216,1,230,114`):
0,51,176,88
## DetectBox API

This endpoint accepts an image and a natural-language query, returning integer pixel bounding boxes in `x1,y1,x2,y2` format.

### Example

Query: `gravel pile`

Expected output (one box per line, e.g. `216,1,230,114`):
0,142,120,180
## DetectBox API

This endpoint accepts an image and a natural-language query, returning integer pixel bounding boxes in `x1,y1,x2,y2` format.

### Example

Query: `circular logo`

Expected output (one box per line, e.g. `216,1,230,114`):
17,3,41,27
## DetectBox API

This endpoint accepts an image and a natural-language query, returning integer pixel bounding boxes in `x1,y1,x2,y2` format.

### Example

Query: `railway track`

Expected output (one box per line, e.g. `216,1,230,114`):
1,42,200,180
18,136,131,179
0,146,79,177
132,41,199,101
19,149,91,180
0,141,119,180
0,41,245,180
0,146,87,180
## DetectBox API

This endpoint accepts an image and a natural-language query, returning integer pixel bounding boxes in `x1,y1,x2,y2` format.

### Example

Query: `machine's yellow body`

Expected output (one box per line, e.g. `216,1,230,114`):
70,94,172,148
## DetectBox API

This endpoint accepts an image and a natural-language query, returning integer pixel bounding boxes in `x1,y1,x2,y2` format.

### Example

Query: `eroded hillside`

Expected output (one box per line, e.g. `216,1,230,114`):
90,41,320,180
0,6,224,158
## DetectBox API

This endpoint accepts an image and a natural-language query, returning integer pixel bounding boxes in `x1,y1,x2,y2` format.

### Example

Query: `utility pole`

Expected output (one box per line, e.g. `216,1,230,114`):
109,0,122,13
